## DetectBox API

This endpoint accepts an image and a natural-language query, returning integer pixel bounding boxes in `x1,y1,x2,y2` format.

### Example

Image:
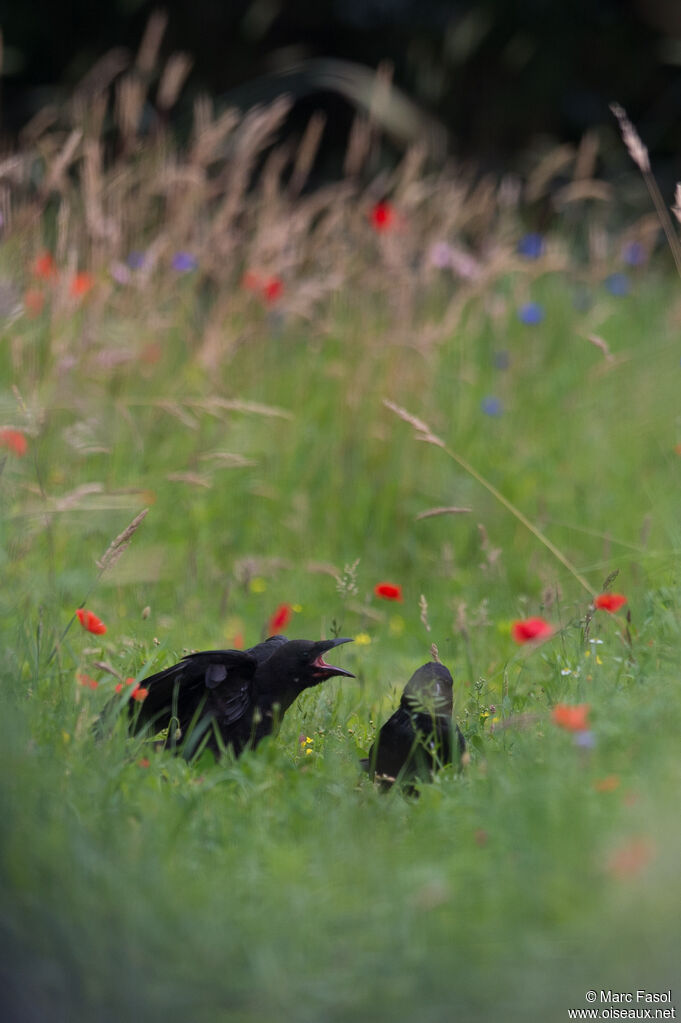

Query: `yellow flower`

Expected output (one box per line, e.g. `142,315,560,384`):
304,736,313,745
354,632,372,645
250,577,267,594
291,604,303,613
596,654,603,665
62,730,71,744
305,748,313,756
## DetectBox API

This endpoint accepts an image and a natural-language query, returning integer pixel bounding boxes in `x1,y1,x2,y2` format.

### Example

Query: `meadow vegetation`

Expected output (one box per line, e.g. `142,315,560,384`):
1,34,680,1022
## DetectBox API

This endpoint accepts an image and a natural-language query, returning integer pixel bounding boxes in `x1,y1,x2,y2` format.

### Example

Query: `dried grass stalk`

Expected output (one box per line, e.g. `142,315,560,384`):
116,74,145,145
158,53,194,112
525,144,575,202
673,184,681,226
344,114,371,178
573,129,599,181
382,399,445,447
42,130,82,197
416,506,472,520
166,472,212,488
96,508,149,572
290,112,326,196
386,397,595,596
553,181,612,206
136,10,167,75
419,594,431,633
610,103,650,173
611,102,681,278
585,333,614,362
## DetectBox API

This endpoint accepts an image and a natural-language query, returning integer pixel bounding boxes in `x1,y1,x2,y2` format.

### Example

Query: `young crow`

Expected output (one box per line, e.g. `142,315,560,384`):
129,635,354,759
361,661,465,788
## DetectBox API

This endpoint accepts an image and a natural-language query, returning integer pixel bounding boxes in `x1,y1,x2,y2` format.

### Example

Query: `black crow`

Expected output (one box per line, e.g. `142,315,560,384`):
361,661,465,788
129,635,354,759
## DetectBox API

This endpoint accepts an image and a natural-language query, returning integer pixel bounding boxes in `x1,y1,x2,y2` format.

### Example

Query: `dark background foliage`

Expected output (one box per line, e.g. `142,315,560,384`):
2,0,680,170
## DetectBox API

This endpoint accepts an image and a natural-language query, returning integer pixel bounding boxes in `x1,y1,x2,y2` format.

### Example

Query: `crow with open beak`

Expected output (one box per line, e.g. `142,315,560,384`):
127,635,354,759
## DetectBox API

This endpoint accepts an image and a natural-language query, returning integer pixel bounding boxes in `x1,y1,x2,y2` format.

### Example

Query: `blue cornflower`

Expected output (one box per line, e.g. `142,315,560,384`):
574,730,596,749
517,233,544,259
171,251,198,273
621,241,645,266
127,251,146,270
481,396,503,417
605,272,630,297
518,301,545,325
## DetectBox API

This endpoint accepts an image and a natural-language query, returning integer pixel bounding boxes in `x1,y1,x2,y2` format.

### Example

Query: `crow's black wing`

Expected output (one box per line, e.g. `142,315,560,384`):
366,706,418,780
367,708,459,784
131,649,258,738
246,634,289,663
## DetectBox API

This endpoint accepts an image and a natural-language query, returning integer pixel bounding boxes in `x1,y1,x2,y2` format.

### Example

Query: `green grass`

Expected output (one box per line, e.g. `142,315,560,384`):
2,219,681,1021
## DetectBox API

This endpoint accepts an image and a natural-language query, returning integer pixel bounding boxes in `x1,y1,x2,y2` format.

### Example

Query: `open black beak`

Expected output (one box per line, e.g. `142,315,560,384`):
311,637,355,679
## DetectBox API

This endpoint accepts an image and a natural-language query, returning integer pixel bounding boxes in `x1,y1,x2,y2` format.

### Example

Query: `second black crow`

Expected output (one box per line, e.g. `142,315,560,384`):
361,660,465,788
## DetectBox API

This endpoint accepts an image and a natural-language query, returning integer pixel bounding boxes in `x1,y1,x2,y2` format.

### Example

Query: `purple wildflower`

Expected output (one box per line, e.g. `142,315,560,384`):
448,245,481,281
481,396,503,417
621,241,645,267
605,272,630,297
110,262,131,285
171,251,198,273
517,233,544,259
127,251,146,270
518,302,544,325
573,730,596,749
429,242,454,269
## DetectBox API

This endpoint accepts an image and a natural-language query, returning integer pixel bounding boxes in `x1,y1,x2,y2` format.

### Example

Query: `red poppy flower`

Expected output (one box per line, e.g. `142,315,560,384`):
232,633,245,650
594,593,627,613
241,270,261,292
370,201,395,232
131,685,148,702
138,757,151,768
115,677,136,694
607,837,654,878
551,703,590,732
262,276,283,303
268,603,293,634
33,251,56,281
77,673,99,689
593,775,620,793
75,608,107,635
24,289,45,317
374,582,403,602
69,272,94,299
511,616,554,643
0,429,28,456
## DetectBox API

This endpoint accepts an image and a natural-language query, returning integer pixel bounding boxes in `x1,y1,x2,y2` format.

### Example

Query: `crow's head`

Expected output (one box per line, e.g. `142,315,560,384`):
401,661,453,717
261,636,355,692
